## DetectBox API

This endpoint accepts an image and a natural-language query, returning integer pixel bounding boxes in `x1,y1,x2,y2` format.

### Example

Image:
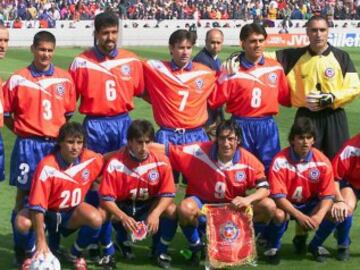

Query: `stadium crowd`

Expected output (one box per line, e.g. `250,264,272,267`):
1,0,360,26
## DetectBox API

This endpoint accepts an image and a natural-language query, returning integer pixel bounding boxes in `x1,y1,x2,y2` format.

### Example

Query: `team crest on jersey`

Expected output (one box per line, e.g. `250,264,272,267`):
219,221,240,243
82,169,90,181
148,169,159,184
324,68,335,78
56,84,65,96
308,168,320,182
235,171,246,182
121,64,131,76
268,72,278,85
195,78,204,92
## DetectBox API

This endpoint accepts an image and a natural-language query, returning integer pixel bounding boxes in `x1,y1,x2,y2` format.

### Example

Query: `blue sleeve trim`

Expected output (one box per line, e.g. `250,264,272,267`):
4,112,11,117
29,205,46,213
65,112,74,117
157,193,176,198
271,193,286,199
101,196,116,202
320,195,335,201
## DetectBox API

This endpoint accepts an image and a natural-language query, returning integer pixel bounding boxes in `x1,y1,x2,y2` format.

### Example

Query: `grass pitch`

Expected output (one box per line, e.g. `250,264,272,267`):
0,46,359,269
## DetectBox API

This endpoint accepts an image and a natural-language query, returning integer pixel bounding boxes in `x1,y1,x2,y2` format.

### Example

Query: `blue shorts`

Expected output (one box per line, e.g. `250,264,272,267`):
0,132,5,181
10,137,56,190
232,116,280,173
45,209,76,237
293,199,319,216
116,200,155,221
339,180,360,199
83,113,131,154
156,127,209,183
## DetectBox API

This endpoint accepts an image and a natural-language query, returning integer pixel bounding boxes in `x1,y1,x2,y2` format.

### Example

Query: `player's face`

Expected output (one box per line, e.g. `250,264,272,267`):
241,33,265,63
31,41,55,71
169,39,193,68
205,31,223,56
306,19,329,53
128,136,151,161
291,134,315,159
217,129,240,163
0,28,9,59
95,25,118,54
59,135,84,164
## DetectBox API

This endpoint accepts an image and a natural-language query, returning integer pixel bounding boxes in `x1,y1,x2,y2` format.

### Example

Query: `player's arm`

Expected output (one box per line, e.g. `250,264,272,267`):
101,199,138,232
147,197,173,234
310,197,333,228
231,178,270,209
30,210,50,257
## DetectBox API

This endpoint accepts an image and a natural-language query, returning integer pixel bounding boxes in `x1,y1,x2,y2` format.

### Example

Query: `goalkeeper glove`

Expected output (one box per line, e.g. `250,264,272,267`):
306,92,335,111
222,51,240,75
318,93,335,107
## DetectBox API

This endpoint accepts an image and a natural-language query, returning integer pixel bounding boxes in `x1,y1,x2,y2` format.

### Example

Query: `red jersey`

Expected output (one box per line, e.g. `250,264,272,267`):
332,134,360,189
269,147,335,204
69,48,144,116
216,57,290,117
168,142,267,203
3,66,76,137
28,149,103,212
99,148,176,202
143,60,217,129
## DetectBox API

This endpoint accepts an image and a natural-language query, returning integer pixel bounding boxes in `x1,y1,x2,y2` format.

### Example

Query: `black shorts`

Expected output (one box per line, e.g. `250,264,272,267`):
295,107,349,159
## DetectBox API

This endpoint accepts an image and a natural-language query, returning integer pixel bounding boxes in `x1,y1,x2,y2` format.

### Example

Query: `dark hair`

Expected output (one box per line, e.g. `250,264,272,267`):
288,117,316,143
127,120,155,141
239,23,267,41
306,15,329,28
33,31,56,47
57,122,85,144
94,12,119,32
216,120,242,145
169,29,196,46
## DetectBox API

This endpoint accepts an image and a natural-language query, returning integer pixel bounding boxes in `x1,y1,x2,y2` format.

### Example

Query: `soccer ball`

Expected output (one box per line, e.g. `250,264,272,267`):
30,253,61,270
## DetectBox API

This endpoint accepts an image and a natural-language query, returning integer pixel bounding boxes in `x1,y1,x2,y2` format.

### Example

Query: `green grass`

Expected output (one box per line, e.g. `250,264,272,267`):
0,46,359,269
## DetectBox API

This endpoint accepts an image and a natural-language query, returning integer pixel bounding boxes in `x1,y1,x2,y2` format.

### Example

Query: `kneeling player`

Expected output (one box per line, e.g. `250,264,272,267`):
99,120,177,269
306,133,360,261
266,117,335,263
15,122,104,270
151,120,277,265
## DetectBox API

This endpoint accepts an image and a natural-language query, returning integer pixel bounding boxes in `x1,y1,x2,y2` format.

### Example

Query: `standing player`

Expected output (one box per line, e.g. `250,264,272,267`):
143,29,218,184
193,28,225,139
99,120,177,269
69,11,144,154
149,120,277,265
266,117,335,264
307,133,360,261
217,23,290,172
0,25,9,184
14,122,104,270
2,31,76,265
69,11,144,260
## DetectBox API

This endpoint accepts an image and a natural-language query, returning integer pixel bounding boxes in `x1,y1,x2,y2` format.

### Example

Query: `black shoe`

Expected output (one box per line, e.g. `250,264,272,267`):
115,242,135,260
13,246,25,268
308,245,328,263
156,253,172,269
337,248,350,261
293,235,308,254
53,246,73,263
98,255,116,270
264,248,280,265
190,250,202,267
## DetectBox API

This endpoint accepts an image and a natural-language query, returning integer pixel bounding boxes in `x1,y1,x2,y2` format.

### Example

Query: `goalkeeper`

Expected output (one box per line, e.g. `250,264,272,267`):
225,15,360,159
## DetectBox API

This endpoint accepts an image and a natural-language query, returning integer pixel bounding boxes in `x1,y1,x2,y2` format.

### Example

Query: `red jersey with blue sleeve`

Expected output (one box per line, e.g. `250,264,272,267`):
167,141,267,203
269,147,335,204
332,134,360,189
99,148,176,202
28,149,103,213
216,56,290,117
143,60,217,129
3,65,76,137
69,48,144,116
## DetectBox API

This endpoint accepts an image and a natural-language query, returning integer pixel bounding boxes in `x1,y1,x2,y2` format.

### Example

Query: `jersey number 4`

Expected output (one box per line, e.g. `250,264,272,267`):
291,186,303,203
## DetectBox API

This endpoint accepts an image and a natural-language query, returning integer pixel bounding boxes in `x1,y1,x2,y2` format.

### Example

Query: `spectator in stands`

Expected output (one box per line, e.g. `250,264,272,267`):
12,17,22,29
